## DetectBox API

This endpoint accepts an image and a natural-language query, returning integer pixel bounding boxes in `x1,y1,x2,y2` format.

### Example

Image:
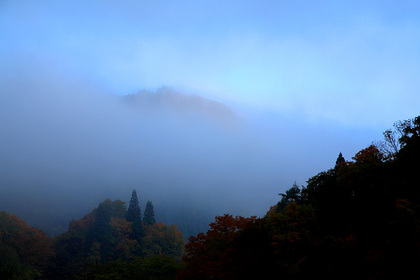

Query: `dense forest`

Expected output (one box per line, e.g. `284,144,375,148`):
179,116,420,279
0,190,185,279
1,115,420,279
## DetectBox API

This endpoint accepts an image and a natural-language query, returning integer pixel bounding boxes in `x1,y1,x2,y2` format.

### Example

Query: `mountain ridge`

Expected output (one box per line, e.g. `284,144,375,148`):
122,87,237,124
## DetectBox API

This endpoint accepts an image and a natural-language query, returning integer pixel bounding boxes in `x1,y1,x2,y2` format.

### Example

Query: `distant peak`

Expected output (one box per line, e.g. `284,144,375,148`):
123,88,237,124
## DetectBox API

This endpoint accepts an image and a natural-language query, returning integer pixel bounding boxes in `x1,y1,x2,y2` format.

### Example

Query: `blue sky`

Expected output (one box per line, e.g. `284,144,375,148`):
1,0,420,127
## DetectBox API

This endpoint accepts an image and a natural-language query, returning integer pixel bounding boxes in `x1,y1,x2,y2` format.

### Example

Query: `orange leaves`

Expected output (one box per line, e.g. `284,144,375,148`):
0,211,54,271
111,217,132,239
352,145,384,165
114,238,139,260
207,214,256,241
181,214,256,280
68,212,94,235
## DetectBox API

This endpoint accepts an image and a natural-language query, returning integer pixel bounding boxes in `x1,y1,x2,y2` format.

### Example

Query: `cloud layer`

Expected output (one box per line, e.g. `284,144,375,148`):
0,66,382,236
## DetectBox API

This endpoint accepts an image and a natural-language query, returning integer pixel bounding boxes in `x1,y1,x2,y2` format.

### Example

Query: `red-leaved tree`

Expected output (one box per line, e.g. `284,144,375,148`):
178,214,256,280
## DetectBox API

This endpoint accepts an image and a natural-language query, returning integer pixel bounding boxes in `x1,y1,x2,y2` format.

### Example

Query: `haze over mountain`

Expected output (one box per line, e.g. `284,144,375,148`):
0,70,381,237
123,88,237,124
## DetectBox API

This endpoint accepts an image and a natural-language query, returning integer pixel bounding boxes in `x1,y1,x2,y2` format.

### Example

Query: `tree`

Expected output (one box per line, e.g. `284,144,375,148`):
126,190,144,242
335,152,345,168
394,116,420,202
276,182,301,212
0,212,54,279
179,115,420,280
398,116,420,148
142,223,185,258
352,145,383,165
78,255,185,280
375,117,420,160
180,214,256,280
110,200,127,219
143,201,156,226
89,200,115,261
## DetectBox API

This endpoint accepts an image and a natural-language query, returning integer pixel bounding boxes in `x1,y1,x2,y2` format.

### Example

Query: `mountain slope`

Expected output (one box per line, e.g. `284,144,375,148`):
123,87,237,124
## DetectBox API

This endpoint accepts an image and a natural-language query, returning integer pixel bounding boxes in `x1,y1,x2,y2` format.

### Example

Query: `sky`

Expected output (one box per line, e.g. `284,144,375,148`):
1,0,420,127
1,1,420,235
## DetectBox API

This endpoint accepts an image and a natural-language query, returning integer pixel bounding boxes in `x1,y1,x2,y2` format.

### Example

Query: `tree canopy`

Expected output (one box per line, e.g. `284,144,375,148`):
126,189,144,242
179,115,420,280
143,200,156,226
3,115,420,279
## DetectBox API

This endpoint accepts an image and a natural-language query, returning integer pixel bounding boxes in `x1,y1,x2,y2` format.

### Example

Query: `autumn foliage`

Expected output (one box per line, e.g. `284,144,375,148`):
1,194,184,280
178,214,256,280
178,116,420,279
3,116,420,279
0,212,54,279
52,198,185,279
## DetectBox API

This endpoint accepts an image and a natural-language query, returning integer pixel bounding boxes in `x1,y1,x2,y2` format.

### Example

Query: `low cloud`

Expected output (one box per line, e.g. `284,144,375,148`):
0,68,381,236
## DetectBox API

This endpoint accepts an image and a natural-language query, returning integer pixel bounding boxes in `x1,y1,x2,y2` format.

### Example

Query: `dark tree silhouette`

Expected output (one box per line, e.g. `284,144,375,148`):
90,199,115,260
276,181,301,212
335,152,345,168
126,190,144,242
143,201,156,226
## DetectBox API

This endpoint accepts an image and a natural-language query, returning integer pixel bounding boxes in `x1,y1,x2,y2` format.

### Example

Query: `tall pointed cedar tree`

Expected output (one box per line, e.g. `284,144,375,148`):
335,152,345,168
143,200,156,225
126,189,144,242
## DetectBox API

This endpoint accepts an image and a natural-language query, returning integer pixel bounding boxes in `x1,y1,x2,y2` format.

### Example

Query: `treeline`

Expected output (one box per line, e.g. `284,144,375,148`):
179,116,420,279
0,190,185,280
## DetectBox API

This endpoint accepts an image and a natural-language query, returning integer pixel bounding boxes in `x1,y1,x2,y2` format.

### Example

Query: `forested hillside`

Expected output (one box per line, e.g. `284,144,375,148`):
0,190,185,280
1,116,420,279
179,116,420,279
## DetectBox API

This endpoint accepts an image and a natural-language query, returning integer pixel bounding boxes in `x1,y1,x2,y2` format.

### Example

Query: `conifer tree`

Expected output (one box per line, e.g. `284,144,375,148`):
335,152,345,168
126,189,144,242
276,182,301,212
143,200,156,226
90,199,114,260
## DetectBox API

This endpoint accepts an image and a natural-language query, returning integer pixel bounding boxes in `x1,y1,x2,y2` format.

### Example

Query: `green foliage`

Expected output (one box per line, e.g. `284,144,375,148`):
0,193,184,280
52,195,185,279
142,223,185,259
0,243,37,280
335,152,345,168
127,189,144,242
110,199,127,218
76,255,184,280
144,200,156,226
89,199,115,261
276,181,301,212
0,212,54,280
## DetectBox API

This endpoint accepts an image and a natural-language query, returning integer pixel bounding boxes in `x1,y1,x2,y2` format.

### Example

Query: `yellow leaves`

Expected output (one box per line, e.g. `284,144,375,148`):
142,223,186,259
111,217,132,239
87,242,102,264
115,239,139,260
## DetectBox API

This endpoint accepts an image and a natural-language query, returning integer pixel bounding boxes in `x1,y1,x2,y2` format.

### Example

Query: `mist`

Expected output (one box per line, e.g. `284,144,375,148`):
0,66,381,236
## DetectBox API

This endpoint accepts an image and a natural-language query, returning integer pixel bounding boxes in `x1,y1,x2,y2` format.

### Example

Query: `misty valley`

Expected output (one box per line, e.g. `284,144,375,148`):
2,1,420,279
1,91,420,278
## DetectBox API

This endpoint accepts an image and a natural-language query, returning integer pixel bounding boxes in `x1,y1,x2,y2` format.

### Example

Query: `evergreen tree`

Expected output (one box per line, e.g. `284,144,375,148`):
276,182,301,212
126,190,144,242
90,199,115,260
110,199,127,218
143,201,156,226
335,152,345,168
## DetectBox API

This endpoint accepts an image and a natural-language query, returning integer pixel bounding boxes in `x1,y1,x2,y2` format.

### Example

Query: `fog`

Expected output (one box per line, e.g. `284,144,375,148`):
0,68,381,236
